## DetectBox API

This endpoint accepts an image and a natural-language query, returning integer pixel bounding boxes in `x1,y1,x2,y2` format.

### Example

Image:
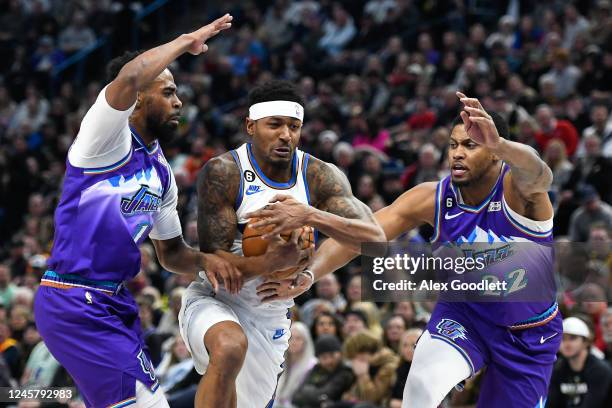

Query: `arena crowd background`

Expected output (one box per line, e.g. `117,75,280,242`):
0,0,610,406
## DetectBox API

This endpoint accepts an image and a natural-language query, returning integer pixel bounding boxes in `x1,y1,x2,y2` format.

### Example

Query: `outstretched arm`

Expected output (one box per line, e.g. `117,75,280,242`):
69,15,233,168
248,158,385,253
197,155,311,283
256,182,437,302
457,92,553,220
107,14,233,110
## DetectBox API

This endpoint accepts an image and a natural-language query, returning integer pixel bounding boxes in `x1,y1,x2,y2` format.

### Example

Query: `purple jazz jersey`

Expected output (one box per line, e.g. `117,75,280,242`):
48,130,171,282
426,163,562,408
34,129,169,407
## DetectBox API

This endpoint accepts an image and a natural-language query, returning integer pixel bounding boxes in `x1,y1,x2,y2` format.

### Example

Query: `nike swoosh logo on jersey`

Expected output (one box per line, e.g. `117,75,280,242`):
272,329,285,340
540,333,558,344
445,211,464,220
246,185,264,195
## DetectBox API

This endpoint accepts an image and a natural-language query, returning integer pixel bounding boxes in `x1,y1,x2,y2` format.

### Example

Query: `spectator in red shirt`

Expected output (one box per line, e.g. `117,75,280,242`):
535,104,579,157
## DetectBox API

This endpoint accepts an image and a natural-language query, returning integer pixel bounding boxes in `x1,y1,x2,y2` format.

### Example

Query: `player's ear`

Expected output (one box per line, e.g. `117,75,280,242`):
246,118,255,137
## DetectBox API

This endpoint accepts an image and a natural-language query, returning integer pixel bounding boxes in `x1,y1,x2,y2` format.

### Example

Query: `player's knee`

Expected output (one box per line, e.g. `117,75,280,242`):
206,325,247,374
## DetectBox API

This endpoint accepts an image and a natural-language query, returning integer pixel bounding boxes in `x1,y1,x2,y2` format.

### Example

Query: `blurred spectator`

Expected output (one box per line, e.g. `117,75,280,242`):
302,274,347,314
569,185,612,242
0,322,21,380
602,307,612,362
566,134,612,203
548,317,612,407
318,4,356,56
311,311,343,342
58,11,96,54
293,335,354,408
342,309,369,339
0,264,16,307
543,139,574,208
343,331,399,406
389,328,422,408
157,287,184,337
276,322,317,407
400,143,441,189
535,104,579,157
578,103,612,159
382,315,407,354
156,335,198,395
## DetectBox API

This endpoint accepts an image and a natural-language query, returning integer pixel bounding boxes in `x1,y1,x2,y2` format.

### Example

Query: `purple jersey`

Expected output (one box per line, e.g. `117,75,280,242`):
431,163,556,327
47,128,172,282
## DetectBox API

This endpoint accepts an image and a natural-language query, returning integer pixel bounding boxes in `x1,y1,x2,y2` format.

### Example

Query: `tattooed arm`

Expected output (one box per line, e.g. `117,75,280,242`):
197,154,310,282
247,157,385,253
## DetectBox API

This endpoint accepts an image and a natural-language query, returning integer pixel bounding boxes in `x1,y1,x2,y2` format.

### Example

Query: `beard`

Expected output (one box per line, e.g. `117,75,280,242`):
147,114,179,145
452,160,497,187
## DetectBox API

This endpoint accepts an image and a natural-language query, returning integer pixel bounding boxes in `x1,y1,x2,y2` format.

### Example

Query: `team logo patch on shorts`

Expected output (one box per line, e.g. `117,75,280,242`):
436,318,468,341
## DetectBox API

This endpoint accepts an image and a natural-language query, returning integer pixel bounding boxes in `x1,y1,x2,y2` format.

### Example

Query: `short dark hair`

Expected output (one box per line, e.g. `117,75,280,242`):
451,110,509,139
247,80,305,108
106,50,143,83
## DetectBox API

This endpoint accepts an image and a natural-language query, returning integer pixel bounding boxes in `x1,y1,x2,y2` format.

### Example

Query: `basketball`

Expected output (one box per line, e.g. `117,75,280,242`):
242,218,315,279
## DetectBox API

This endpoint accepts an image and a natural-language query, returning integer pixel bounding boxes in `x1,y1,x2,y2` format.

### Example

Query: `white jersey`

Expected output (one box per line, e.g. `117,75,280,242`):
198,143,313,315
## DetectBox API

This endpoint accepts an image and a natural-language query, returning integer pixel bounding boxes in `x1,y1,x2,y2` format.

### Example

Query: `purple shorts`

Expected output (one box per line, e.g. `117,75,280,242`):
427,301,562,408
34,275,159,408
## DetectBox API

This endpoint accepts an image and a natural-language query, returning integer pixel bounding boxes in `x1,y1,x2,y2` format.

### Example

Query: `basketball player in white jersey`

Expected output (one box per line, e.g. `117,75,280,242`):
180,80,385,408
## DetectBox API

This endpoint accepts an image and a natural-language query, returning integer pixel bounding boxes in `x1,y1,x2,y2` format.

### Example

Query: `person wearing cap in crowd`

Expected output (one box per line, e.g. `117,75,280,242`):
292,334,354,408
569,184,612,242
548,316,612,407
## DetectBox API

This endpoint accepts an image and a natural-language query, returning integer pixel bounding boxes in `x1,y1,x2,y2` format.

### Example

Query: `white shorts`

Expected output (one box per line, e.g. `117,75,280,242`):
179,280,291,408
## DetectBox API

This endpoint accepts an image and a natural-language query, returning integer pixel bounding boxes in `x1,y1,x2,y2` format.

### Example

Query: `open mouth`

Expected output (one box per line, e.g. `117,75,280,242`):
273,146,291,157
451,163,468,177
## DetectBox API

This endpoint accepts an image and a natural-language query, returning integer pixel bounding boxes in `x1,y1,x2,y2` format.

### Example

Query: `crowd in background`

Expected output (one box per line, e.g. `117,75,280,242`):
0,0,611,406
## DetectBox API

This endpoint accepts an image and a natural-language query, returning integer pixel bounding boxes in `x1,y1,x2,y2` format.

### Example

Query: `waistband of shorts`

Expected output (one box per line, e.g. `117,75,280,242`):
41,270,125,295
508,302,559,330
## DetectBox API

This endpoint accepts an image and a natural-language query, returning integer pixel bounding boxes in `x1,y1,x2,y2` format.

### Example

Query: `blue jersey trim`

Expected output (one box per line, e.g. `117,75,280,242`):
229,150,244,210
512,302,558,327
130,126,159,155
247,143,297,189
302,153,311,205
450,164,505,213
82,148,132,175
501,201,552,238
42,270,123,294
431,181,443,242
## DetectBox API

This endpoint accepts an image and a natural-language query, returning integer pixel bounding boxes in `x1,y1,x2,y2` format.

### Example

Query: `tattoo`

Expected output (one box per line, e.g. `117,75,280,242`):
307,157,376,222
196,153,240,252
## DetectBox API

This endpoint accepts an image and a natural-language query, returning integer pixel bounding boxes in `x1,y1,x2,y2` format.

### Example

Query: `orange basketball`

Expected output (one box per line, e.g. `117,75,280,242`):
242,219,315,280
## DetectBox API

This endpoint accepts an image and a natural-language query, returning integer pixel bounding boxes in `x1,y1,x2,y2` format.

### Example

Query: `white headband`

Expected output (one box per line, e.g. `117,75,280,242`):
249,100,304,121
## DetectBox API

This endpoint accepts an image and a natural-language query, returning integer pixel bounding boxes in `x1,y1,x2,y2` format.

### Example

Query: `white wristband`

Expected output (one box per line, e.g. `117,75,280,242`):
300,269,315,284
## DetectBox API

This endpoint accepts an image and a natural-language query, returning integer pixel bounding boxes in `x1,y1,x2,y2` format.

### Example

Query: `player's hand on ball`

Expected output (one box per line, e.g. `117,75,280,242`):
266,229,314,271
202,253,242,294
256,271,314,303
246,194,314,238
457,91,502,150
184,14,233,55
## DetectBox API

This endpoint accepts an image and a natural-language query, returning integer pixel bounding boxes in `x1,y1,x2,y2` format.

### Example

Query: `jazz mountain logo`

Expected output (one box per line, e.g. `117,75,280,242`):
121,185,162,215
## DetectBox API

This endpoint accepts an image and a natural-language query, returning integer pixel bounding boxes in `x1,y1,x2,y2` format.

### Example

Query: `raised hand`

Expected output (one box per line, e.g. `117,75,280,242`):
456,91,502,150
184,14,233,55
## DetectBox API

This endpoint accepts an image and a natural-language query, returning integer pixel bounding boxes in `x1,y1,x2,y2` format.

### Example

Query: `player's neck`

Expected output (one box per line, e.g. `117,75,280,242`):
129,119,157,149
457,163,502,206
251,147,293,183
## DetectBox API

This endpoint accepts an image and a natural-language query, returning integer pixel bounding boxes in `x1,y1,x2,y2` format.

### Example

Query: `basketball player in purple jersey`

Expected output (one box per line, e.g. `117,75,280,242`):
33,15,243,408
259,93,562,408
